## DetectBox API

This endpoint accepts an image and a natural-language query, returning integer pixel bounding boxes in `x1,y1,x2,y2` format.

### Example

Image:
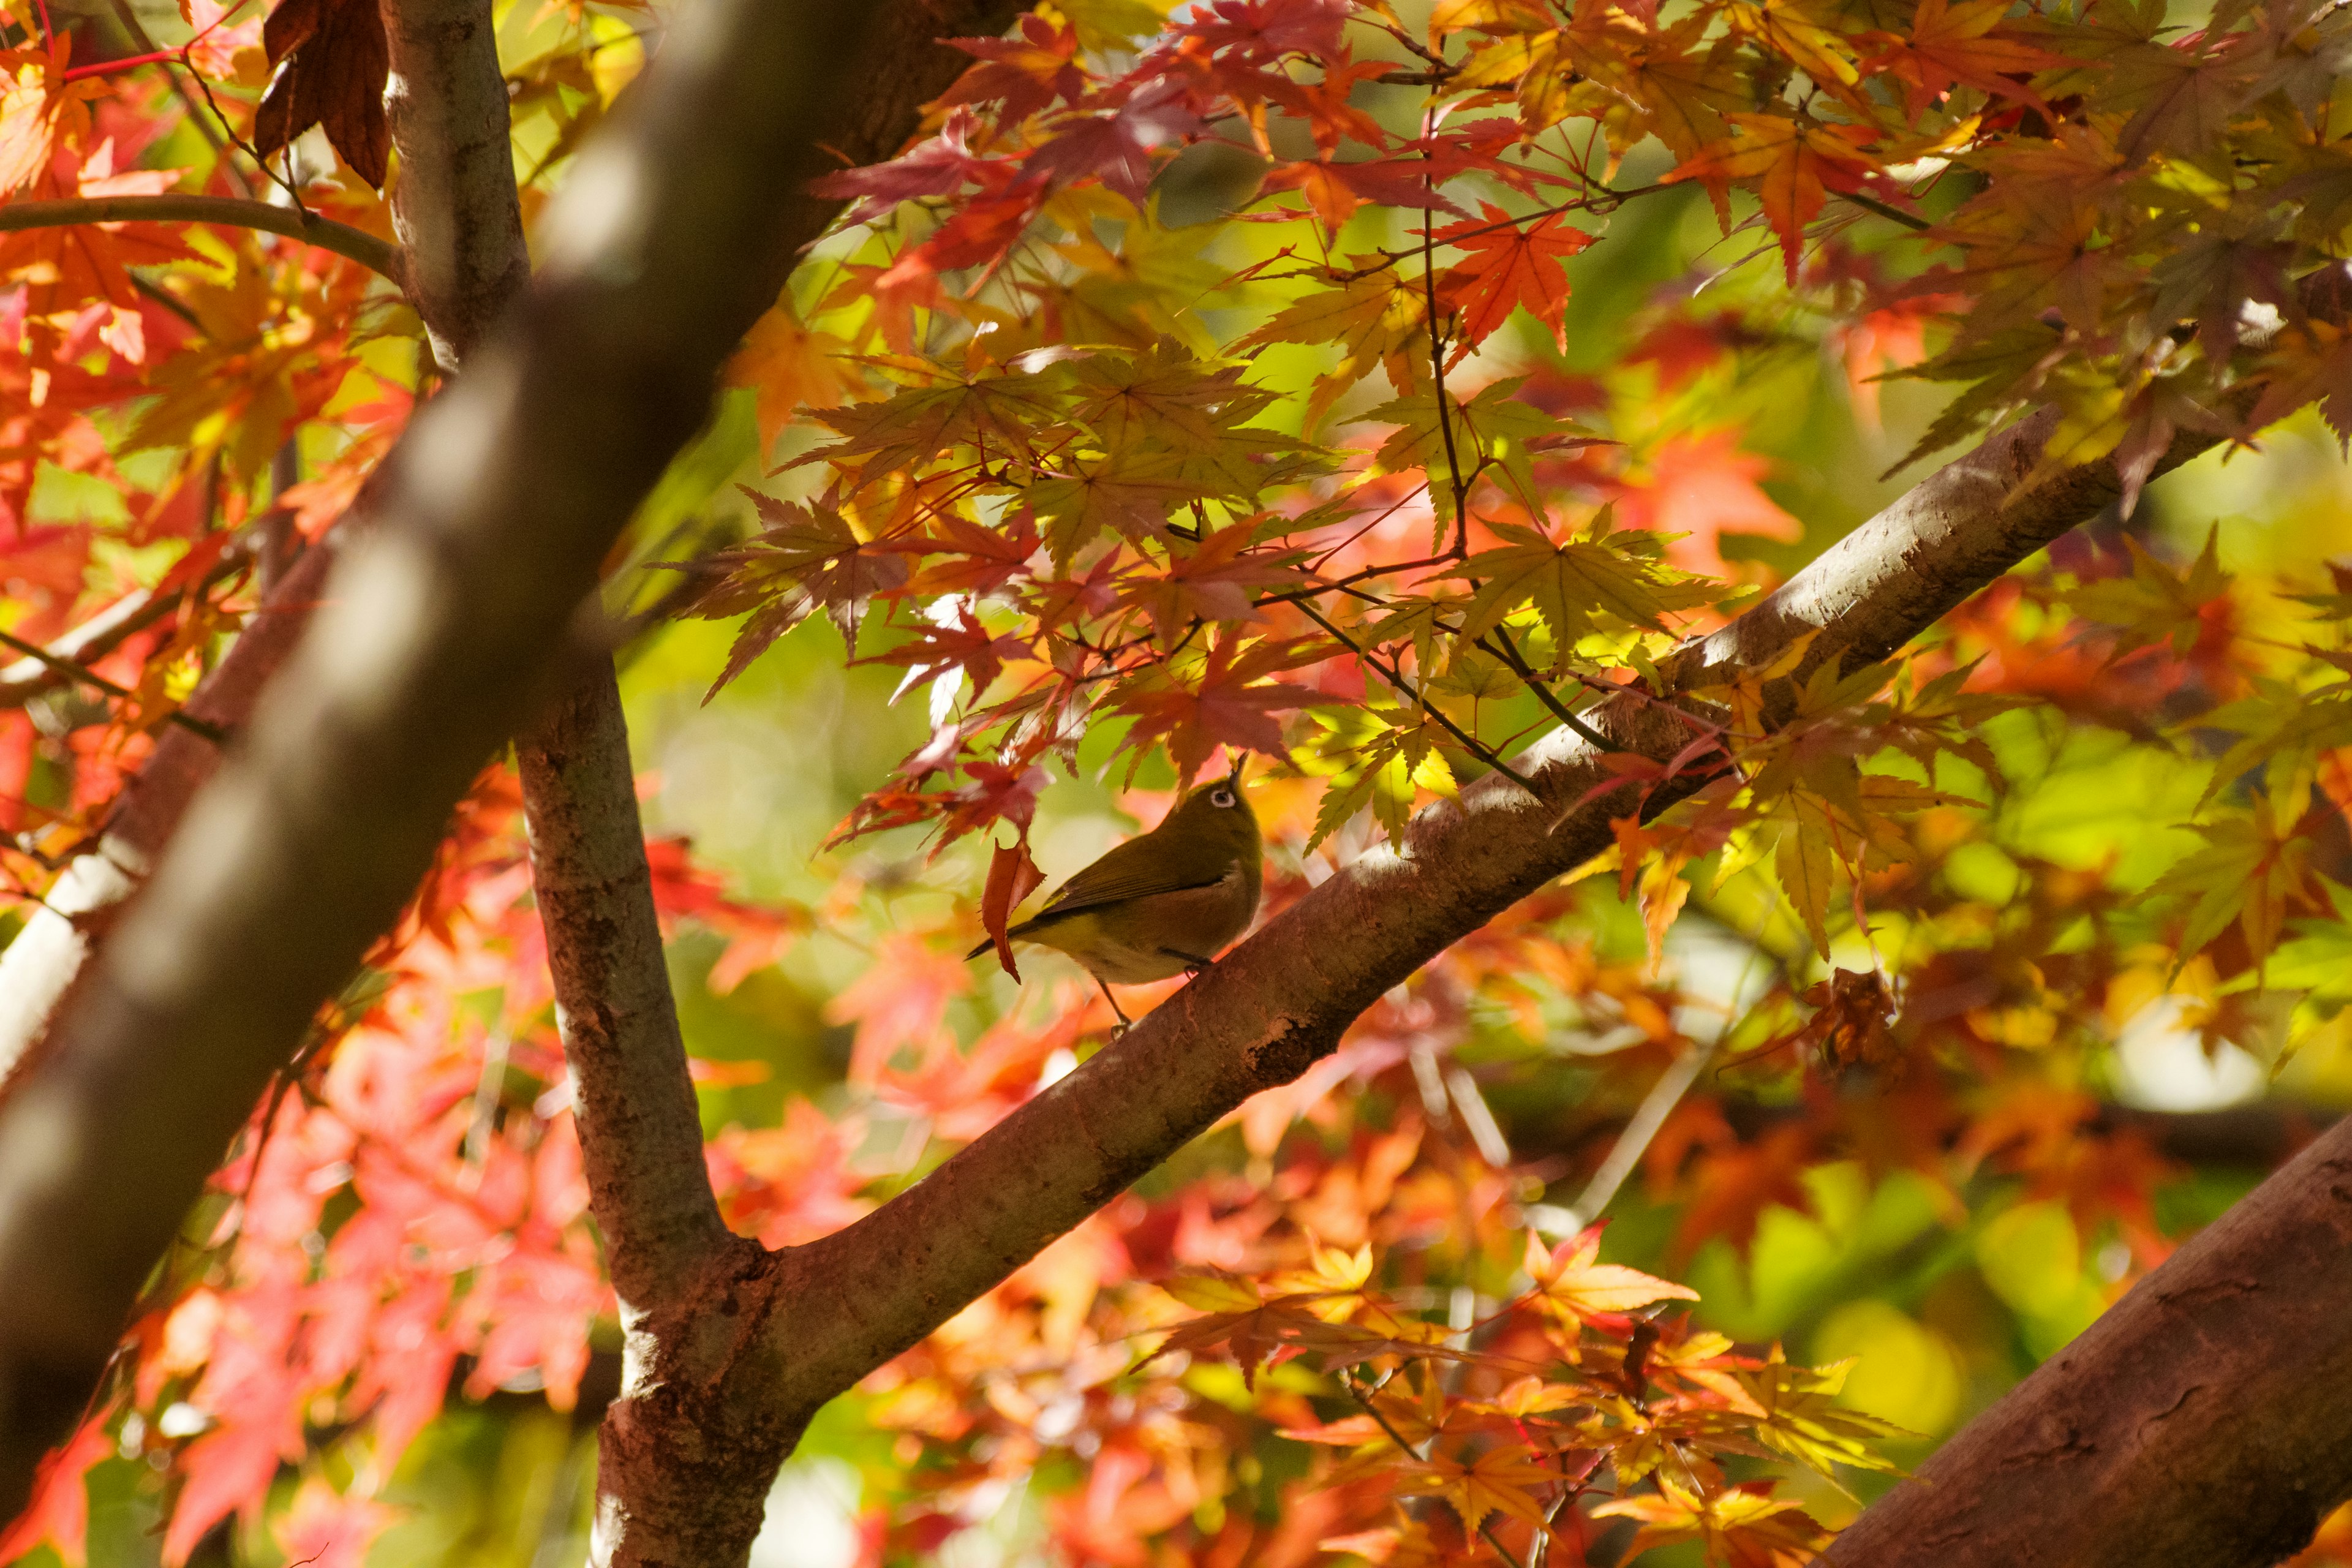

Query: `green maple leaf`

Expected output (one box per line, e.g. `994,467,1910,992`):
1447,514,1717,649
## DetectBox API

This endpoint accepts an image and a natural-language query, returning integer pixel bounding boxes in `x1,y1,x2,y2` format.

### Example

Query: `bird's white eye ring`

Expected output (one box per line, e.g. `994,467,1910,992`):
1211,786,1237,807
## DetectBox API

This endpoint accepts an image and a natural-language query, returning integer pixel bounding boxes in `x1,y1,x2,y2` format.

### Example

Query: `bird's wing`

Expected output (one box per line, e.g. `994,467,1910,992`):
1031,835,1232,919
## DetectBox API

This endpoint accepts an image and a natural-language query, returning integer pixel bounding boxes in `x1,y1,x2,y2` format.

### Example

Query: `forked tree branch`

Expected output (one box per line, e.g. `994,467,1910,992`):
0,195,404,283
0,0,884,1515
5,0,2350,1555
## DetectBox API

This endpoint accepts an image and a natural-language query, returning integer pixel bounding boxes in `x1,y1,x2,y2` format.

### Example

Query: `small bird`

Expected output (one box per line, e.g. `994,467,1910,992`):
967,759,1262,1027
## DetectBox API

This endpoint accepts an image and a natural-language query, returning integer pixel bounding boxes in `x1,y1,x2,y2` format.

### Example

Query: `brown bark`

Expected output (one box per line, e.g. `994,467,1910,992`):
518,660,790,1568
1822,1120,2352,1567
0,539,337,1087
0,0,887,1513
380,0,531,369
3,0,2346,1555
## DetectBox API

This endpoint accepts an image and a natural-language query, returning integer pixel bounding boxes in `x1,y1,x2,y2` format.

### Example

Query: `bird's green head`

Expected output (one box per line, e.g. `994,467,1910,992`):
1156,756,1260,860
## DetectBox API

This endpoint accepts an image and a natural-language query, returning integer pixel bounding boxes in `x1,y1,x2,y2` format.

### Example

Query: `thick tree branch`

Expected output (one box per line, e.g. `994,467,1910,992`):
513,661,730,1316
1822,1117,2352,1567
729,316,2352,1496
380,0,529,369
0,538,334,1087
0,0,883,1514
517,657,778,1567
0,195,402,284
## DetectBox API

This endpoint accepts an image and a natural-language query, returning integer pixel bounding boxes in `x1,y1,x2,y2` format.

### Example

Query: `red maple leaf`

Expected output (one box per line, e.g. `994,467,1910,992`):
1429,203,1594,352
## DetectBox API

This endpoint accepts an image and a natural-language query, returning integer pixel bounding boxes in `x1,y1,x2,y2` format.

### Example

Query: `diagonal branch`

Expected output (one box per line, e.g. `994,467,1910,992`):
0,195,404,284
738,294,2348,1463
1820,1117,2352,1567
0,0,886,1518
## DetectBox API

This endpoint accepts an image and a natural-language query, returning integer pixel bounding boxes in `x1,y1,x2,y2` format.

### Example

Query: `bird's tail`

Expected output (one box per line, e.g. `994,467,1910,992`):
968,916,1051,961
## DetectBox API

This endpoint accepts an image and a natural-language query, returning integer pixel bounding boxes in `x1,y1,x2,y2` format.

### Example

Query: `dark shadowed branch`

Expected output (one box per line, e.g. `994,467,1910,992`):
0,0,884,1515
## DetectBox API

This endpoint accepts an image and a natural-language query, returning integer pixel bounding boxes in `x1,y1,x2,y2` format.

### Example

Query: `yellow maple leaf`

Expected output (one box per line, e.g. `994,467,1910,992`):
726,298,856,453
1521,1227,1700,1330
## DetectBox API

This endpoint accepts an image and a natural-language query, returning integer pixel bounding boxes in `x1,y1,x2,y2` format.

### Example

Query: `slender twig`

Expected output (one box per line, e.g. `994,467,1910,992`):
0,629,229,745
0,196,401,284
1,587,181,707
182,56,316,217
1344,1369,1431,1461
1418,118,1473,560
1479,1520,1534,1568
107,0,253,195
1551,1041,1714,1232
128,271,205,331
1481,627,1616,752
1294,599,1544,798
1839,189,1932,232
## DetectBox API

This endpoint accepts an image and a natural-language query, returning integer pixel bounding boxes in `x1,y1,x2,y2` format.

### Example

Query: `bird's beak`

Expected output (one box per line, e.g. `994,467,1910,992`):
1226,754,1246,788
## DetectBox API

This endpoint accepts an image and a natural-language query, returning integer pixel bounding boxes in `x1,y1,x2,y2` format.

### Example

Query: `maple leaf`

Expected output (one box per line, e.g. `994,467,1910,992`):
1119,521,1303,643
937,15,1087,124
1520,1224,1698,1331
1237,262,1428,429
1724,0,1864,92
726,297,856,452
1606,428,1802,578
0,138,190,339
1111,635,1317,782
1029,446,1218,562
1148,1274,1384,1382
980,834,1047,978
1447,514,1718,649
1398,1447,1562,1534
1420,204,1589,350
1317,1520,1452,1568
863,601,1032,710
1728,1355,1913,1479
0,1415,110,1563
1868,0,2067,120
897,508,1042,600
1294,702,1457,850
2148,795,2325,966
252,0,392,188
1592,1477,1833,1567
1,39,99,194
2065,528,2230,660
1668,113,1882,282
2250,317,2352,445
806,369,1065,486
680,493,913,693
1354,376,1594,518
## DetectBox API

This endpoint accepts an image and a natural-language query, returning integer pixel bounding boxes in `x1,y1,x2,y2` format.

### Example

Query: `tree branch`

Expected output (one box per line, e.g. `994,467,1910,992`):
733,293,2334,1471
0,0,886,1517
1822,1118,2352,1567
516,657,783,1566
0,195,403,284
380,0,529,369
0,582,186,709
0,536,334,1089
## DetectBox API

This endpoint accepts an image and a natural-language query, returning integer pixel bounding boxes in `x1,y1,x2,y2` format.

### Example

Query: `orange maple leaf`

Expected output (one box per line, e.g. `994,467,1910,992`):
1429,202,1594,352
1668,113,1881,282
1520,1225,1698,1330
